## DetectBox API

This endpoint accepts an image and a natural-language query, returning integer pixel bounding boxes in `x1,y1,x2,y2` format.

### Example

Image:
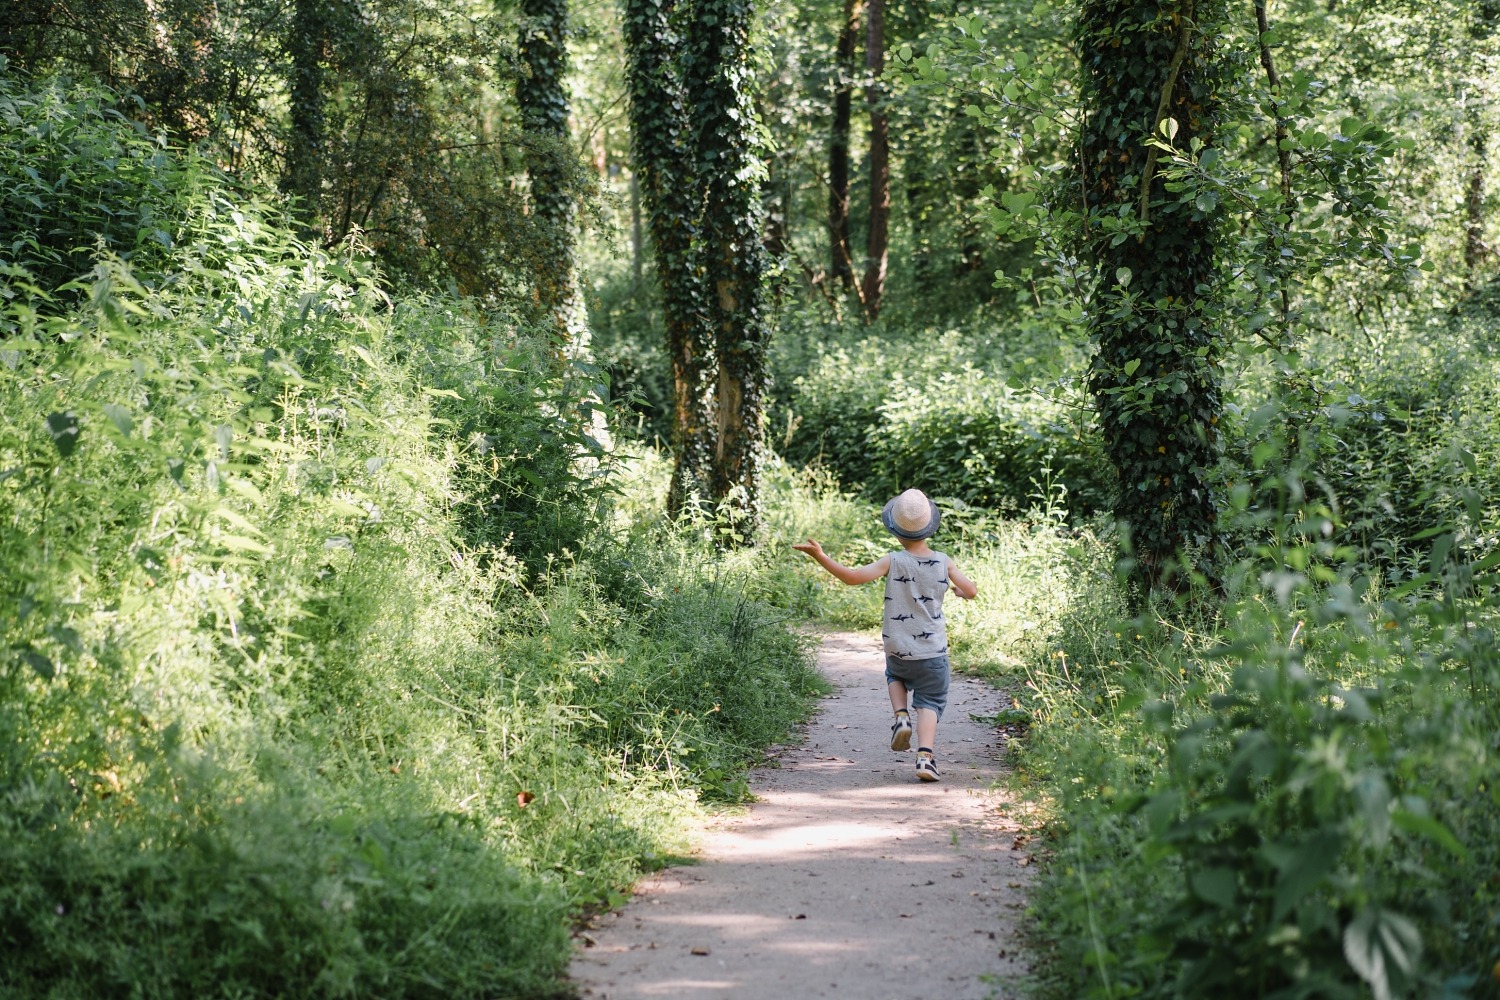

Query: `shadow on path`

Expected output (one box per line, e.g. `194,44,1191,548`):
568,631,1033,1000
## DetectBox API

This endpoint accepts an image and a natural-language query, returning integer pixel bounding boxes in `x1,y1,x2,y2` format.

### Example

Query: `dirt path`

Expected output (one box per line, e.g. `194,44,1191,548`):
568,630,1032,1000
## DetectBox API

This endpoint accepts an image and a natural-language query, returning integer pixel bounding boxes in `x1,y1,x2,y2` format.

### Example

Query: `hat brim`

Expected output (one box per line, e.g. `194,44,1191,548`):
882,496,941,540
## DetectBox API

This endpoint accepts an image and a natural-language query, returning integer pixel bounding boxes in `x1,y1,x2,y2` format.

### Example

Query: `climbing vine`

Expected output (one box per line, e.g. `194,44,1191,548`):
518,0,587,349
622,0,715,512
623,0,771,535
684,0,772,535
1077,0,1233,591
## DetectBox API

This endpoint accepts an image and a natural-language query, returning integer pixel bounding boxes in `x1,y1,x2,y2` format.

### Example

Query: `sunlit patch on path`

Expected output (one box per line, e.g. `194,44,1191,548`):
569,630,1032,999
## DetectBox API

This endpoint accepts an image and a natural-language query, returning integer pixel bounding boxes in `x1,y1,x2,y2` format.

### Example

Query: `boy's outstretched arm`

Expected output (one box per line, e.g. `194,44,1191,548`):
793,539,890,586
948,560,979,600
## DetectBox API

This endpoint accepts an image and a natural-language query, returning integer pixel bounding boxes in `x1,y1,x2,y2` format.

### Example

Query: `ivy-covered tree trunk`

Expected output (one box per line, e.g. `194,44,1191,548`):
284,0,328,230
1464,0,1499,289
622,0,715,512
1078,0,1228,591
861,0,889,320
517,0,587,352
686,0,772,539
829,0,861,291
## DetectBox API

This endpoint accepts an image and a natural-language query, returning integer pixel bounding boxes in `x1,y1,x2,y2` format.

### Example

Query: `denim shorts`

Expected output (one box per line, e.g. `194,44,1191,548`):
885,653,951,719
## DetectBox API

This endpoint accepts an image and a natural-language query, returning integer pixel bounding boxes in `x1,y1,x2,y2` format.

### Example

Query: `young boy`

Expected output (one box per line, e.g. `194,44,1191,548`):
793,488,978,782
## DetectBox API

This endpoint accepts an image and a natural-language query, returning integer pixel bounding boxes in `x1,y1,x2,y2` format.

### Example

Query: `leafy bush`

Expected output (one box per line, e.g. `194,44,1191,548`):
0,75,824,999
777,329,1113,514
1014,475,1500,1000
0,73,191,289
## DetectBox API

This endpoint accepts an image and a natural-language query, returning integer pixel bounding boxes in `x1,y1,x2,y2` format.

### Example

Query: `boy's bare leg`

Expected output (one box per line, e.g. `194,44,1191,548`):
887,680,910,714
914,708,938,753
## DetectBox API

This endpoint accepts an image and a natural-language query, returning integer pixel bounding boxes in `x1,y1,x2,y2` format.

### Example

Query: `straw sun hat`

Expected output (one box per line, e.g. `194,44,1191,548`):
881,488,941,540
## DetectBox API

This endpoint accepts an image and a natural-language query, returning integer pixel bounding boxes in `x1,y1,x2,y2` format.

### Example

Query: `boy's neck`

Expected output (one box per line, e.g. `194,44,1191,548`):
899,537,934,555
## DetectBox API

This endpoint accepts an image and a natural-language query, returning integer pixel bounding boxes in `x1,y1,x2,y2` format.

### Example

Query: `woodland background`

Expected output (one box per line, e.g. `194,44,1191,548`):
1,0,1498,996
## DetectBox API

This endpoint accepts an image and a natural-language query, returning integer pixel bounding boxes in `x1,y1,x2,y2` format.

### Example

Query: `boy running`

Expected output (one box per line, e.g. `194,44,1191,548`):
793,489,978,782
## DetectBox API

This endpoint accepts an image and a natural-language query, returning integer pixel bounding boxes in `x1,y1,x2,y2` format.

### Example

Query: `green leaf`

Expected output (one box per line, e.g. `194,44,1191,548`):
218,534,272,554
1269,829,1343,923
1123,358,1141,376
22,647,55,680
1188,867,1238,909
102,403,134,437
1391,809,1469,861
1115,266,1132,288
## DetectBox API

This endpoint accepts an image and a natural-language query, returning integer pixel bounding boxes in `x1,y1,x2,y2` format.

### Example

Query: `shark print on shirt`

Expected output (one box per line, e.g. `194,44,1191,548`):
880,549,950,660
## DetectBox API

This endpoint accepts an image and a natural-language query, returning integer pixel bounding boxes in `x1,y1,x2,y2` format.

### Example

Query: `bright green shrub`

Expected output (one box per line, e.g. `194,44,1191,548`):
776,329,1113,513
0,73,189,289
0,74,823,999
1015,483,1500,1000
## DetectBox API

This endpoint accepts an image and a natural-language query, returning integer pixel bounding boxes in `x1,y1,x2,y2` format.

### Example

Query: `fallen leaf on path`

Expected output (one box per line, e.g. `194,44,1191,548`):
690,946,711,956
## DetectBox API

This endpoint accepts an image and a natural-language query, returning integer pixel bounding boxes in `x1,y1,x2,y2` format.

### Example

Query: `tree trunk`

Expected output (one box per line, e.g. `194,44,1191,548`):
621,0,715,513
1465,127,1488,287
630,167,643,290
1464,0,1499,288
517,0,586,353
861,0,889,321
284,0,327,233
686,0,772,541
829,0,861,290
1079,0,1228,592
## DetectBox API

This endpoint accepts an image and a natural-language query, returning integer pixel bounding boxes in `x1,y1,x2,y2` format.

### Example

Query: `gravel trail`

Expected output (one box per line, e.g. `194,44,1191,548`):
568,630,1032,1000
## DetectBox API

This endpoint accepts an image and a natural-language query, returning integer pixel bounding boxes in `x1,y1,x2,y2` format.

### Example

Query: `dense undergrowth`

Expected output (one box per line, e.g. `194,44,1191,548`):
0,75,824,998
759,322,1500,998
603,214,1500,1000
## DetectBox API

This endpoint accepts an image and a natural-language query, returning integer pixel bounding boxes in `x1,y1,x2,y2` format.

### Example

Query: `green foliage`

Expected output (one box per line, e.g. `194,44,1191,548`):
0,78,823,998
776,323,1113,514
0,75,187,290
1011,469,1500,999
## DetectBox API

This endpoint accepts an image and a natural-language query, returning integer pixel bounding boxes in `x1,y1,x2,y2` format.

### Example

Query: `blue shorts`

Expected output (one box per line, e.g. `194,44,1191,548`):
885,654,951,719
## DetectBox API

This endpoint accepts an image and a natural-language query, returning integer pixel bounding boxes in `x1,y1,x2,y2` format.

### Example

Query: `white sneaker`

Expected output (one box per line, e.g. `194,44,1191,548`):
890,714,913,751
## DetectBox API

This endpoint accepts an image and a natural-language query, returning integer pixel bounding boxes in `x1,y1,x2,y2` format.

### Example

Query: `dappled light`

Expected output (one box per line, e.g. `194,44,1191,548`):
4,0,1500,995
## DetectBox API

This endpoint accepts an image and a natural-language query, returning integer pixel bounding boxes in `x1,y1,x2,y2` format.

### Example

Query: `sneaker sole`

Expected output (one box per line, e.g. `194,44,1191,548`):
917,764,940,783
890,728,912,752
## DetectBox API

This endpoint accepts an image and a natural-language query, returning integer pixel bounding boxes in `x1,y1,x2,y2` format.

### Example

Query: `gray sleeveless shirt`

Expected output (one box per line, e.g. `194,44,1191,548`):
882,549,950,660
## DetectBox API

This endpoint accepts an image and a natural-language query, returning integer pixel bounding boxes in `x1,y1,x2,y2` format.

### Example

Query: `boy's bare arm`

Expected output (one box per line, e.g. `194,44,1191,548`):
792,540,890,586
948,560,979,600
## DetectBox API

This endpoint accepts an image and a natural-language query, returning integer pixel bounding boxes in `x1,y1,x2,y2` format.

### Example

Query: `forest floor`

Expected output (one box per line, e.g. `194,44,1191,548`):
568,630,1033,1000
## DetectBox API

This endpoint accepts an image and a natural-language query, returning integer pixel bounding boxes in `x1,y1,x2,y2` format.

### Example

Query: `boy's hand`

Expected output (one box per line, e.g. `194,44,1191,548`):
792,539,825,560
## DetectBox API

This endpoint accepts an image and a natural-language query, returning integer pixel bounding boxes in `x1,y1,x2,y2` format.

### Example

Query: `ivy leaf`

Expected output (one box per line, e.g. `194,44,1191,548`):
45,411,81,458
22,646,55,680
